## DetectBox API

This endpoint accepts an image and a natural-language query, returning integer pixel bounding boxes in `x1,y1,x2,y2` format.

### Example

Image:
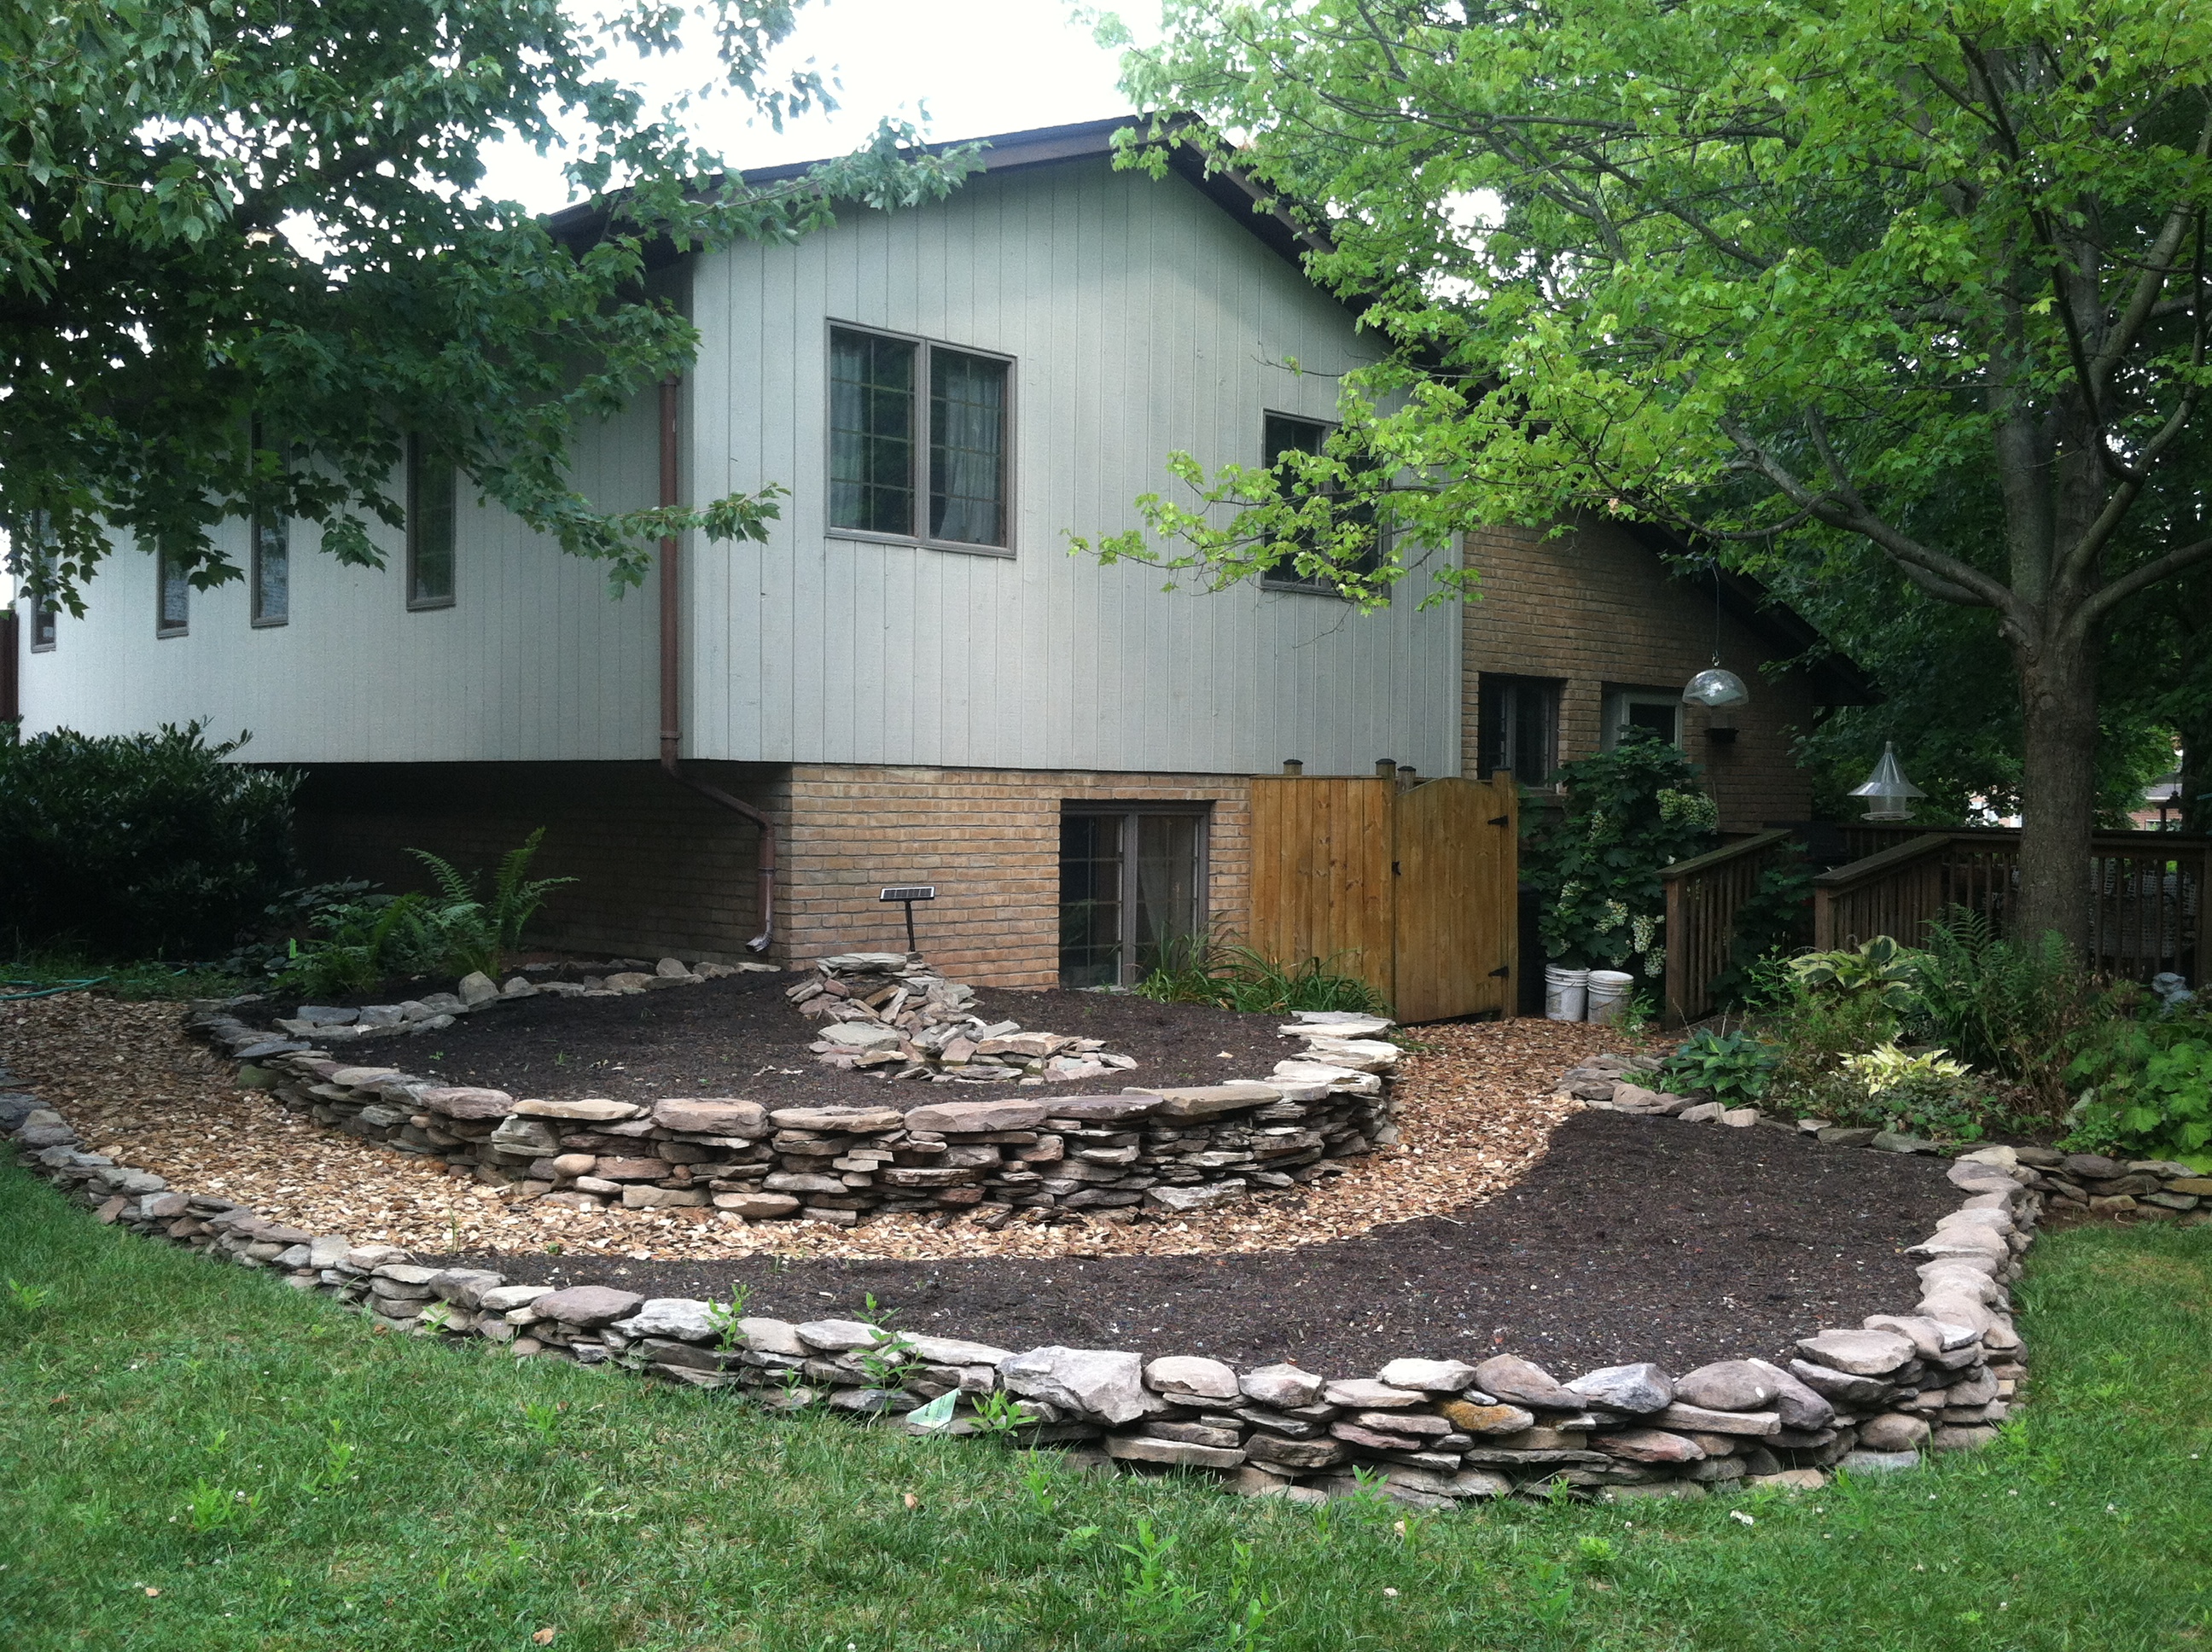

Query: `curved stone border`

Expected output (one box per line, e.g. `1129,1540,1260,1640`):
202,955,772,1062
177,999,1399,1227
15,1041,2203,1507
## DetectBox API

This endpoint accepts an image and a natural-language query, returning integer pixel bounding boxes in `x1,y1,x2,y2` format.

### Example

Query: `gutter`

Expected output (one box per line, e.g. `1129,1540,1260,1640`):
657,375,776,955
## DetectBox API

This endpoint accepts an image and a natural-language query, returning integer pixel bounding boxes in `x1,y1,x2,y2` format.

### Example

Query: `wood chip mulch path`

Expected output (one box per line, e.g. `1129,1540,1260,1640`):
0,993,1629,1264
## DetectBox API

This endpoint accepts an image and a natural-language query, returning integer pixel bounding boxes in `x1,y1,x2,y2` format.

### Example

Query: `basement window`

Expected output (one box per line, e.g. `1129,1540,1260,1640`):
1058,807,1208,988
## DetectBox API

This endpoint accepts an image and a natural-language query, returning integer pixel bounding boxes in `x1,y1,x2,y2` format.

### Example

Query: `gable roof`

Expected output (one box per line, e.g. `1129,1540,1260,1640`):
544,115,1329,276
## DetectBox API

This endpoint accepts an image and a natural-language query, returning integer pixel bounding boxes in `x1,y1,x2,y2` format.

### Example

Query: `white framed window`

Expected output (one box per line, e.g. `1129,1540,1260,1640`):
828,323,1013,555
1604,689,1683,750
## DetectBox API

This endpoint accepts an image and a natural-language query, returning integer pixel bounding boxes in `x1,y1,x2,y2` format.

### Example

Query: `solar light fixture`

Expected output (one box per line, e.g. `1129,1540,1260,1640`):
1849,742,1927,822
879,885,936,955
1681,665,1751,710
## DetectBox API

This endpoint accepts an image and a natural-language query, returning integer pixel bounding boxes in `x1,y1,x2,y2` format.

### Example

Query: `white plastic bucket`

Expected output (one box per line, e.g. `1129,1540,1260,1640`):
1544,964,1590,1022
1585,969,1635,1024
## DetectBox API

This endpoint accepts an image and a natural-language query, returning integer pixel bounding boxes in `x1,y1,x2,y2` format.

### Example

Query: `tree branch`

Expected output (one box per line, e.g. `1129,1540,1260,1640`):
2082,534,2212,625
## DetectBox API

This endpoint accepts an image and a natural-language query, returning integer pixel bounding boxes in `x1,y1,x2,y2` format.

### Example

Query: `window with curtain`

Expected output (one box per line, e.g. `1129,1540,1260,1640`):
830,328,917,536
830,325,1011,551
156,538,189,636
1259,411,1381,593
406,434,456,608
1058,807,1207,986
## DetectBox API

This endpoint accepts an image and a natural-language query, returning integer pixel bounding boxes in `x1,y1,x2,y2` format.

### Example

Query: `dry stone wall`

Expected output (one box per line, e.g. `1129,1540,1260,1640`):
5,1025,2180,1507
182,979,1398,1229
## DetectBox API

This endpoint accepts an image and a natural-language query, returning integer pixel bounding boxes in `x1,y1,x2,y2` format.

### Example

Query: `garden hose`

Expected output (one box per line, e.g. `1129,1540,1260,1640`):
0,977,108,1001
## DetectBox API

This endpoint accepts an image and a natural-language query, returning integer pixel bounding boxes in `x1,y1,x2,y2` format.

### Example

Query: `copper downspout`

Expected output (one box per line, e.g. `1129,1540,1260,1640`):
658,375,776,954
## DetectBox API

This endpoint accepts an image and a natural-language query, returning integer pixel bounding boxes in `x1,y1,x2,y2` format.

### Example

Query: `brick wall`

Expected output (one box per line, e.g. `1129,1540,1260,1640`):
293,761,785,965
781,765,1252,990
1461,521,1825,829
292,760,1252,990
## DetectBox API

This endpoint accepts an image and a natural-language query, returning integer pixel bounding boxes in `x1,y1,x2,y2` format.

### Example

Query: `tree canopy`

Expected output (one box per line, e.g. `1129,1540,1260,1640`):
1096,0,2212,945
2,0,979,609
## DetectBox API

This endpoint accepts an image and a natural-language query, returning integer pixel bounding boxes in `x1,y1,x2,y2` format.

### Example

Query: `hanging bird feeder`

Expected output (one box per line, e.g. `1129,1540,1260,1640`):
1849,742,1927,822
1682,562,1751,718
1681,666,1750,710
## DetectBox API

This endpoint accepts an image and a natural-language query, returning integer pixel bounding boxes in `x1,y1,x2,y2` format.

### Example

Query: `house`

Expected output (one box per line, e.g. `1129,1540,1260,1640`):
7,119,1866,992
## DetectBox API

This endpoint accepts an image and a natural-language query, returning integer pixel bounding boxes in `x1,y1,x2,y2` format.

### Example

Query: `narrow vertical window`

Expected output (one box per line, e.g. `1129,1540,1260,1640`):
406,435,456,608
157,538,190,637
251,423,290,625
252,506,289,625
24,510,58,650
29,590,57,651
928,348,1008,546
830,328,917,536
1259,411,1380,592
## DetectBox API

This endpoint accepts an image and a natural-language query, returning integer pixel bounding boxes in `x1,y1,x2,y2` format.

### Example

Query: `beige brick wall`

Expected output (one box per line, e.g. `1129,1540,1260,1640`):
1461,522,1824,829
293,760,1250,990
781,765,1251,989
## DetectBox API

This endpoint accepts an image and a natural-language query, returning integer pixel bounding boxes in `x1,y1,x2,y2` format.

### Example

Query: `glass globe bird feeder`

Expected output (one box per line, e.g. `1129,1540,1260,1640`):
1681,666,1751,710
1849,742,1927,822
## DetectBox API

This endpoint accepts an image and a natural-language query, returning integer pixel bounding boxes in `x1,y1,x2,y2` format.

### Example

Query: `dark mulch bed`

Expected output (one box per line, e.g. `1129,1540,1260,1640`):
339,970,1301,1110
442,1111,1961,1378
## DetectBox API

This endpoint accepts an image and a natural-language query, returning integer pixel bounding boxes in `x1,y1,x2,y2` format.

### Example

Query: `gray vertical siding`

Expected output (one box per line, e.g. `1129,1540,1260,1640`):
18,155,1459,777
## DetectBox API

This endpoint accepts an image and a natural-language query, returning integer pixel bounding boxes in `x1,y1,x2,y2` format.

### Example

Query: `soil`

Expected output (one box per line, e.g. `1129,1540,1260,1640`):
336,970,1307,1110
441,1109,1961,1376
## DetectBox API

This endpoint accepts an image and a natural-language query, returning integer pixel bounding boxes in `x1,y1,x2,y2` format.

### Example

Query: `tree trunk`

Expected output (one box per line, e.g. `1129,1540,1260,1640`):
2011,628,2100,955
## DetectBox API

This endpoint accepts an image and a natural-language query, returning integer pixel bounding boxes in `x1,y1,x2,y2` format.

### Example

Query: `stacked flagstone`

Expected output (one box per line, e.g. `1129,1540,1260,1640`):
174,1002,1400,1227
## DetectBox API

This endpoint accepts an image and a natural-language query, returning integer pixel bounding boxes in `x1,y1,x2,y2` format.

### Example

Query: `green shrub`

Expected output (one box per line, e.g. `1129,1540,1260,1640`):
1657,1027,1779,1103
1786,934,1919,1013
2064,1038,2212,1161
1521,731,1716,978
1831,1041,2002,1141
1909,911,2102,1117
1133,934,1387,1016
0,722,296,958
275,830,573,998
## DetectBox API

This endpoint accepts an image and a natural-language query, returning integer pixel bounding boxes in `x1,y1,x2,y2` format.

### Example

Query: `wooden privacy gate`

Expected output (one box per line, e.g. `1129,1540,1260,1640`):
1246,773,1519,1022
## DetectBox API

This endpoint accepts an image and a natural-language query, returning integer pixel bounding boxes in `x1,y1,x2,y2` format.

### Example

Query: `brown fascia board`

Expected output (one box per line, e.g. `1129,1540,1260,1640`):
1623,521,1878,707
540,115,1333,277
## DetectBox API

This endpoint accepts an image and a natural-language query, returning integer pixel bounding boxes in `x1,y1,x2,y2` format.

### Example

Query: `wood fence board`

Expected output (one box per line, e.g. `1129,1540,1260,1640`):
1393,774,1518,1022
1249,773,1518,1022
1248,777,1395,1003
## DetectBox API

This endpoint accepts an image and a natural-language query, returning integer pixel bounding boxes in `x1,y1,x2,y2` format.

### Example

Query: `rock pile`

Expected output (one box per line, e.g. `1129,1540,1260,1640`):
790,953,1140,1084
236,957,765,1049
175,1003,1400,1228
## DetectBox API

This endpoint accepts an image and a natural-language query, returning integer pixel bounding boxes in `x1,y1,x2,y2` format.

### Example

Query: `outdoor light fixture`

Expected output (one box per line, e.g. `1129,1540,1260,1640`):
879,885,935,955
1849,742,1927,822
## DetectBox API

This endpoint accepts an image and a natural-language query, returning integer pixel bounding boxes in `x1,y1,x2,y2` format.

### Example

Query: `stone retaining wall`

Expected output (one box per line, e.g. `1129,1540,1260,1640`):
11,1028,2190,1507
183,962,1401,1228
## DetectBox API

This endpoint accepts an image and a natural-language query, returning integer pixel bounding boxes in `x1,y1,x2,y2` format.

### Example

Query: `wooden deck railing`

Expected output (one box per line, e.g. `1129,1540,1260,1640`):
1662,828,1801,1024
1812,829,2209,982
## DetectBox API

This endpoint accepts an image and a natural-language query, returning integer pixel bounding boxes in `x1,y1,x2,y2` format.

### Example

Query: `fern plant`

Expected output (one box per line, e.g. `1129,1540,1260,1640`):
405,829,574,980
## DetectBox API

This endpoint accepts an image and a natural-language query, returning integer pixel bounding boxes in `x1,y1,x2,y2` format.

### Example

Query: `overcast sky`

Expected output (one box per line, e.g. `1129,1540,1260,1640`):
481,0,1145,211
3,3,1145,603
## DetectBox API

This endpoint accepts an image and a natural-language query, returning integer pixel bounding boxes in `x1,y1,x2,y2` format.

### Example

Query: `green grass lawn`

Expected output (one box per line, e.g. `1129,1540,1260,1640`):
2,1155,2206,1652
